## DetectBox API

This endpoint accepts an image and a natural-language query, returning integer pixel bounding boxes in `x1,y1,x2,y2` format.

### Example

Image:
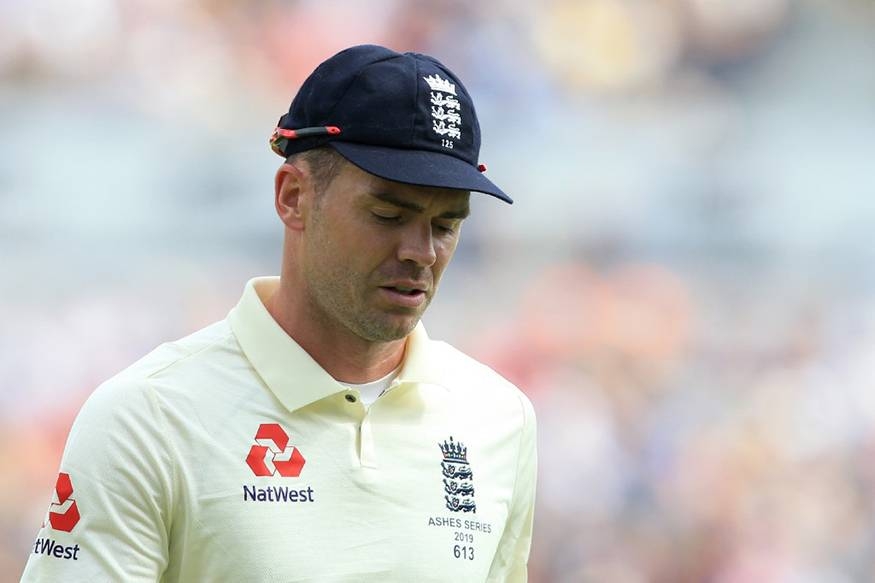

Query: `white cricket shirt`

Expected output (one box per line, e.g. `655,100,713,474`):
21,277,537,582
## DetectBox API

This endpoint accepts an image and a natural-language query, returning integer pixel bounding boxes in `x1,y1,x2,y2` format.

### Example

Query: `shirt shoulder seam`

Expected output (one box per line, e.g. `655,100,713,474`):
141,328,236,381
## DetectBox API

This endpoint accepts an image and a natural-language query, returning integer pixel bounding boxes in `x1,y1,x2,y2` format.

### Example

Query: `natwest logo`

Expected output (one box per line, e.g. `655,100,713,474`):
48,472,80,532
246,423,306,477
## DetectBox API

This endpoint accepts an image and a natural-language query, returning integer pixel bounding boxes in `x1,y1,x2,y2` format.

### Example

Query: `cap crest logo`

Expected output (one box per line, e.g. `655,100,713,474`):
424,74,462,146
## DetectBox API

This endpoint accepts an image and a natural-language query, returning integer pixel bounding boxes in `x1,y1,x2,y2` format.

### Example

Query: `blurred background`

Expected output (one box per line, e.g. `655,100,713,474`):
2,0,875,580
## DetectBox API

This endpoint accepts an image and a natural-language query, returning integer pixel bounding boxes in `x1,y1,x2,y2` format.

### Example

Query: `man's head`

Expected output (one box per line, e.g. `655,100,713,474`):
271,45,507,345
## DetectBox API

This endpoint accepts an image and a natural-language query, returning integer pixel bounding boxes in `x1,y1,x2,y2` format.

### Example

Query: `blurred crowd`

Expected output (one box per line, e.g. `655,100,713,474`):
3,0,875,581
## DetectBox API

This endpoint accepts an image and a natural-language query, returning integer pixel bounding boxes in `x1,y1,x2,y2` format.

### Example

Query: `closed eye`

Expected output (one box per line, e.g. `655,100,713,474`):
433,220,461,235
433,223,455,234
372,211,401,222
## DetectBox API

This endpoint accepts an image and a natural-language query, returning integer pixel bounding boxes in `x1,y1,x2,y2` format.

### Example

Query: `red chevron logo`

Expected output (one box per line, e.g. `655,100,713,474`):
48,473,80,532
246,423,306,478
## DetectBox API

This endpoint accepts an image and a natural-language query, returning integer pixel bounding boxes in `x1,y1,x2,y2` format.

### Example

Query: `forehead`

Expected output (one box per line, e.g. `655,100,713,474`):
335,160,470,213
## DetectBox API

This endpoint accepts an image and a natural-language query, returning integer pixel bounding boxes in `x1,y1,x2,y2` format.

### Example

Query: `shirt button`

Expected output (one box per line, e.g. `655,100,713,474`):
345,393,357,403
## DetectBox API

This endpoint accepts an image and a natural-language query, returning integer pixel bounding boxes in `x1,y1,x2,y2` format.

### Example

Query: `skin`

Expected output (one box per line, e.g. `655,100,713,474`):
265,156,470,383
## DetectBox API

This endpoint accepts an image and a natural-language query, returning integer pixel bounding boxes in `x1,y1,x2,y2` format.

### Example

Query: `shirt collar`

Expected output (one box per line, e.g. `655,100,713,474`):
228,277,445,413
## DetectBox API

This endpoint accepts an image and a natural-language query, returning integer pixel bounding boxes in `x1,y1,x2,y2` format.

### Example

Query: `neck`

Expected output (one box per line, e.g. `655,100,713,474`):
264,279,407,384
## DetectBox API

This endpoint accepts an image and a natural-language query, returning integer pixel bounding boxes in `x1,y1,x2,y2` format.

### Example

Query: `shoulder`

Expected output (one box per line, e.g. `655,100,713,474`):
121,319,236,381
72,319,236,430
425,339,536,423
60,321,239,491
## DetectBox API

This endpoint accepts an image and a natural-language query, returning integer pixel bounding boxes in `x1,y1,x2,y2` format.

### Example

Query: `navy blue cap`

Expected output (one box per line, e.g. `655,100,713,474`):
271,44,511,203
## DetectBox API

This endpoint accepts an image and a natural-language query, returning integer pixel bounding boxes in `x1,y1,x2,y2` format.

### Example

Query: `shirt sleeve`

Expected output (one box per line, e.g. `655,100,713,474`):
20,377,175,582
487,392,538,582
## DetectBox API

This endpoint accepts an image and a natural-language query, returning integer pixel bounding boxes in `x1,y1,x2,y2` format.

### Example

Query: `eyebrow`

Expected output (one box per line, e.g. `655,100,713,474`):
370,191,470,219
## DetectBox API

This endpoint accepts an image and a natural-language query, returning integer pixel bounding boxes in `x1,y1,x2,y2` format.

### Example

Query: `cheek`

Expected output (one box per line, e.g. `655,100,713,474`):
336,233,390,279
433,239,460,276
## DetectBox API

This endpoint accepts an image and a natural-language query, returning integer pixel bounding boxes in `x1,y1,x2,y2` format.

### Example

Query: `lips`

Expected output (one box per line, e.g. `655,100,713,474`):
378,281,429,307
383,285,423,296
380,281,428,295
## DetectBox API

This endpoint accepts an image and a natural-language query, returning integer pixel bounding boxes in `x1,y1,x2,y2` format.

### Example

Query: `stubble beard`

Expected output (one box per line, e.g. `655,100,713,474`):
302,206,433,344
304,261,429,343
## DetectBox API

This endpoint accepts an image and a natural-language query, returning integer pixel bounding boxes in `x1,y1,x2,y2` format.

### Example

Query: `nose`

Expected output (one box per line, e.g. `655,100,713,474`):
397,222,437,267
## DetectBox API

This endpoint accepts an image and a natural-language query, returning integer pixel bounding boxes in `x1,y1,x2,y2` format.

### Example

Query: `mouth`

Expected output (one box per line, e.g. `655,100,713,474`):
383,285,424,295
378,284,429,307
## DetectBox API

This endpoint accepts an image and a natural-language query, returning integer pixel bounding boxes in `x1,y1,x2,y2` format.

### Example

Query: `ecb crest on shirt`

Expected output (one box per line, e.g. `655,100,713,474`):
439,436,476,513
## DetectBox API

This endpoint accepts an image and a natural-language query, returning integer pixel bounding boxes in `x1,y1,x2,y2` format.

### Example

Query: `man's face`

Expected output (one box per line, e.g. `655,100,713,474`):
299,160,470,343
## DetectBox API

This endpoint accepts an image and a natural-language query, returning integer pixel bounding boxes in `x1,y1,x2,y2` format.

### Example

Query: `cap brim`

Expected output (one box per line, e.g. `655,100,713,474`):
329,142,512,204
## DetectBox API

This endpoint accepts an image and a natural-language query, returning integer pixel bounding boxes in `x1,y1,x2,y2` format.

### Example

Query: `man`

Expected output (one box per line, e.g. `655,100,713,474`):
21,44,536,582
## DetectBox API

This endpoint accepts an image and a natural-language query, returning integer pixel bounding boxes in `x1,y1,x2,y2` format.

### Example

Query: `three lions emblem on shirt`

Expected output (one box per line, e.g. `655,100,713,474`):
439,437,476,513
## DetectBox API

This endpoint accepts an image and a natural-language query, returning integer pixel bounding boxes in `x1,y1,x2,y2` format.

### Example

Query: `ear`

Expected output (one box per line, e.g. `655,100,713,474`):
274,162,311,231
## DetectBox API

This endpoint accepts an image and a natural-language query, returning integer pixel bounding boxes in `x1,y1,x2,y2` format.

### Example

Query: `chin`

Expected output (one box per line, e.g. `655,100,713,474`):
355,315,419,343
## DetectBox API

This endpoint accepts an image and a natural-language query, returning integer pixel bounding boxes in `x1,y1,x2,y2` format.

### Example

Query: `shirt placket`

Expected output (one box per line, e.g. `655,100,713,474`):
345,379,408,468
